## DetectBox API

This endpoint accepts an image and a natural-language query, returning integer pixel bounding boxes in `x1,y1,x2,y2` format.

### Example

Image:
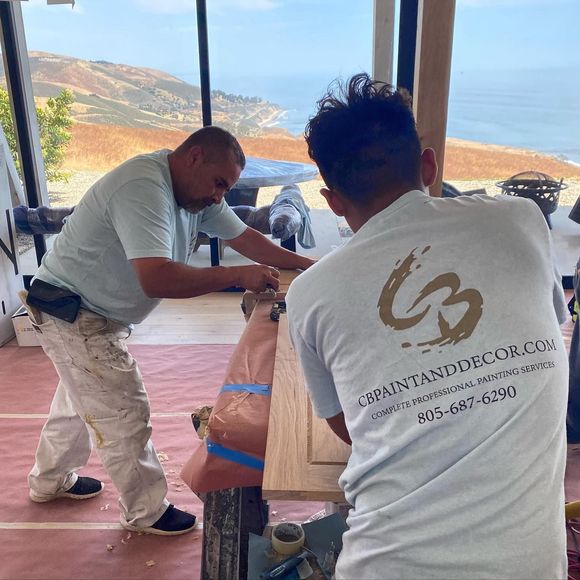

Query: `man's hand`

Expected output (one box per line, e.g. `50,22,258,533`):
299,256,318,270
131,258,280,299
236,265,280,293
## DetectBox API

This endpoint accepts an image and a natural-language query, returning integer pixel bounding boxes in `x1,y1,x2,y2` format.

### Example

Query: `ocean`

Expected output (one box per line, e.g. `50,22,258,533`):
214,67,580,165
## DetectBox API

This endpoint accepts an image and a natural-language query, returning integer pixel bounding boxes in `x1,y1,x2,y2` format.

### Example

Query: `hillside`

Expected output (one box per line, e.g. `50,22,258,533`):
65,123,580,181
0,51,285,136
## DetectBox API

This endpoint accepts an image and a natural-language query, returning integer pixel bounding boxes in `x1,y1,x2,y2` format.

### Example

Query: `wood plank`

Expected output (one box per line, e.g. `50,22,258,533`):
263,315,349,503
372,0,396,83
128,292,246,345
413,0,456,197
127,334,244,345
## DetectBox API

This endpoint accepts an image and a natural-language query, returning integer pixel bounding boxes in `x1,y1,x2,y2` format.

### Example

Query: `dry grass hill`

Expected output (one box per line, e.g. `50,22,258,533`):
0,51,282,136
52,123,579,212
66,123,580,183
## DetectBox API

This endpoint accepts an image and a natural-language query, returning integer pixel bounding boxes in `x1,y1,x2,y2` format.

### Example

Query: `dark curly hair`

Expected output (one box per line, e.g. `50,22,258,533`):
305,73,421,204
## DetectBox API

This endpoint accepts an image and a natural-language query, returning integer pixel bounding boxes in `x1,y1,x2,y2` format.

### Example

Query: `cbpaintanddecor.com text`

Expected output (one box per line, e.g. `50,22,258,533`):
358,337,559,409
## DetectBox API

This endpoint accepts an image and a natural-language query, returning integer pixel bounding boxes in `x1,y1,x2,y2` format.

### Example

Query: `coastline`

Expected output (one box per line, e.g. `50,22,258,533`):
259,108,290,129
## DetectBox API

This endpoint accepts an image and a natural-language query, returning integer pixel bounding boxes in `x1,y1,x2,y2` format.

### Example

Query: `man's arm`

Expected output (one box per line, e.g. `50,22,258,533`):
326,412,352,446
131,258,280,298
227,226,315,270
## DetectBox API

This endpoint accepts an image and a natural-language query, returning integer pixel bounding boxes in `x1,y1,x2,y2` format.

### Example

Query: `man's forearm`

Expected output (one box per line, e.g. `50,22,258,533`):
229,227,313,269
143,262,241,298
326,412,352,445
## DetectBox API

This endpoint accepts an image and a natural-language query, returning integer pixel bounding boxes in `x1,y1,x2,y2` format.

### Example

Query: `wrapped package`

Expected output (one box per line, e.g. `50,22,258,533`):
231,199,303,242
231,204,271,234
269,199,301,241
181,299,280,494
270,185,316,248
13,205,74,235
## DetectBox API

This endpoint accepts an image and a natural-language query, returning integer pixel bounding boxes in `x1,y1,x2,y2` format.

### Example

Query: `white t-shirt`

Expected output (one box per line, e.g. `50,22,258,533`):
287,190,568,579
36,150,246,325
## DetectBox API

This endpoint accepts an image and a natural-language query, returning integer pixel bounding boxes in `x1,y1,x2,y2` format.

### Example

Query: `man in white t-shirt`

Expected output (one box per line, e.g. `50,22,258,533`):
25,126,315,536
286,74,568,578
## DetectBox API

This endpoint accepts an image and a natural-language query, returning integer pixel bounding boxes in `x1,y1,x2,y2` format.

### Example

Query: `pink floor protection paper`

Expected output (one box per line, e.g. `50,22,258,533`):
0,343,325,579
0,312,577,578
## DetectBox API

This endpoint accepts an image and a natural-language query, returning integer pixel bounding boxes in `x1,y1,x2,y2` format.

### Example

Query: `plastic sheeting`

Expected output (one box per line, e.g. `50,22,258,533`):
271,184,315,248
13,204,73,235
232,200,303,243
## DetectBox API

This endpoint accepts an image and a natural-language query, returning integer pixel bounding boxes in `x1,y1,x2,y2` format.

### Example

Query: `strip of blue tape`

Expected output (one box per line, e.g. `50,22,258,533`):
221,383,271,395
206,439,264,471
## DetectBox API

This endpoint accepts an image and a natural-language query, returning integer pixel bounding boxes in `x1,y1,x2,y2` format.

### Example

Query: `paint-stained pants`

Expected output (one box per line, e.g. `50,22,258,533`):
25,306,169,528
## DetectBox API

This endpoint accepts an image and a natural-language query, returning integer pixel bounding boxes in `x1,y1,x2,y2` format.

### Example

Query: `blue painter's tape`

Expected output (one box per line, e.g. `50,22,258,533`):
220,383,271,395
206,439,264,471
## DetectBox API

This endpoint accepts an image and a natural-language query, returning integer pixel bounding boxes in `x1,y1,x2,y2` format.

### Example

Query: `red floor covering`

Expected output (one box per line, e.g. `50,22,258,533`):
0,344,236,415
0,344,323,580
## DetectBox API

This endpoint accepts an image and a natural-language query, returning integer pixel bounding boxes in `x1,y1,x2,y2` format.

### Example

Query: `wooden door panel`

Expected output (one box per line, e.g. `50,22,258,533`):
263,315,349,502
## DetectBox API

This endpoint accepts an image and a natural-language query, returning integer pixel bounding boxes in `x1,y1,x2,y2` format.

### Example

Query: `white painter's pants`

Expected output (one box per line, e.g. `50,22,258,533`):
25,306,169,528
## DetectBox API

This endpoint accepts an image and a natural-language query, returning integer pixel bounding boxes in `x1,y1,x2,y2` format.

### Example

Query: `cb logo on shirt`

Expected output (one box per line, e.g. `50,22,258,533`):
377,246,483,351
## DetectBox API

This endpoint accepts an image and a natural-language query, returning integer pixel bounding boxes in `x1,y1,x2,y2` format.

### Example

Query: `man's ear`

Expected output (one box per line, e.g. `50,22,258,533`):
420,147,438,188
188,145,203,167
320,187,347,217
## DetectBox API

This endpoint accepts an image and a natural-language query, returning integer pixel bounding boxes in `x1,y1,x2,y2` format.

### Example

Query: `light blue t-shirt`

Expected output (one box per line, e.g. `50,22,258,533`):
287,191,568,579
36,150,246,325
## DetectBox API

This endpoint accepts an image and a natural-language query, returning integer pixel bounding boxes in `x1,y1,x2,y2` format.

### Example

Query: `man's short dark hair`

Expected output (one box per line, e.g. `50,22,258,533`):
180,125,246,170
305,73,421,203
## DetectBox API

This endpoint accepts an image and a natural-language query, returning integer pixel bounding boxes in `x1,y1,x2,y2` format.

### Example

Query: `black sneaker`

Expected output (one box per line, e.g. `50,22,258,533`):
30,476,104,503
122,504,197,536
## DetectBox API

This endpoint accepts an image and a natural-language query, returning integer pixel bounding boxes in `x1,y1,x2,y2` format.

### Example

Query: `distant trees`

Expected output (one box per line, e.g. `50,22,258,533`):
0,88,74,182
212,89,264,105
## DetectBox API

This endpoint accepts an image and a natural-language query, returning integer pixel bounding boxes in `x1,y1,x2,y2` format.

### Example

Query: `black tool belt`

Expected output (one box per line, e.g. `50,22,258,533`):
27,279,82,323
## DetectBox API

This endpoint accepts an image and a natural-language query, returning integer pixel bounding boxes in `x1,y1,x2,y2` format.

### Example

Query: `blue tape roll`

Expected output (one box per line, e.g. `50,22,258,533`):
221,383,271,395
206,439,265,471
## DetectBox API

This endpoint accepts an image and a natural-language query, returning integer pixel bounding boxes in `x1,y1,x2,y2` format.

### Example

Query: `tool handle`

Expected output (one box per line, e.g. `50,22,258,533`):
260,551,308,579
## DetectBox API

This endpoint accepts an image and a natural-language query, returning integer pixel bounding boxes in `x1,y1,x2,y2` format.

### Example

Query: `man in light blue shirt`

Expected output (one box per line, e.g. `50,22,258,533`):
26,126,314,535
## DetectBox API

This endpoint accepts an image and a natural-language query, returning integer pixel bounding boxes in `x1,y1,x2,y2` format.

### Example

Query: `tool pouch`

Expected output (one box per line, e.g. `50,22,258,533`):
27,279,82,323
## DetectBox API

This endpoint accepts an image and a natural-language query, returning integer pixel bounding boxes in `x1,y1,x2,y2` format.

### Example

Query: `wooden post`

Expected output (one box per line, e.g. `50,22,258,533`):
412,0,456,197
372,0,396,83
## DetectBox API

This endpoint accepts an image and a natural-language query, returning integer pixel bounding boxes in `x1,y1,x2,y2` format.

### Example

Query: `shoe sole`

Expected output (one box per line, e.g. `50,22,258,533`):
121,520,197,536
30,483,104,503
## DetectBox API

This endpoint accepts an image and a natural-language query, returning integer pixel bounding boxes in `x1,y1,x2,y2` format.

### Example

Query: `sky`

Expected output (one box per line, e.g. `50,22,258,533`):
17,0,580,91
